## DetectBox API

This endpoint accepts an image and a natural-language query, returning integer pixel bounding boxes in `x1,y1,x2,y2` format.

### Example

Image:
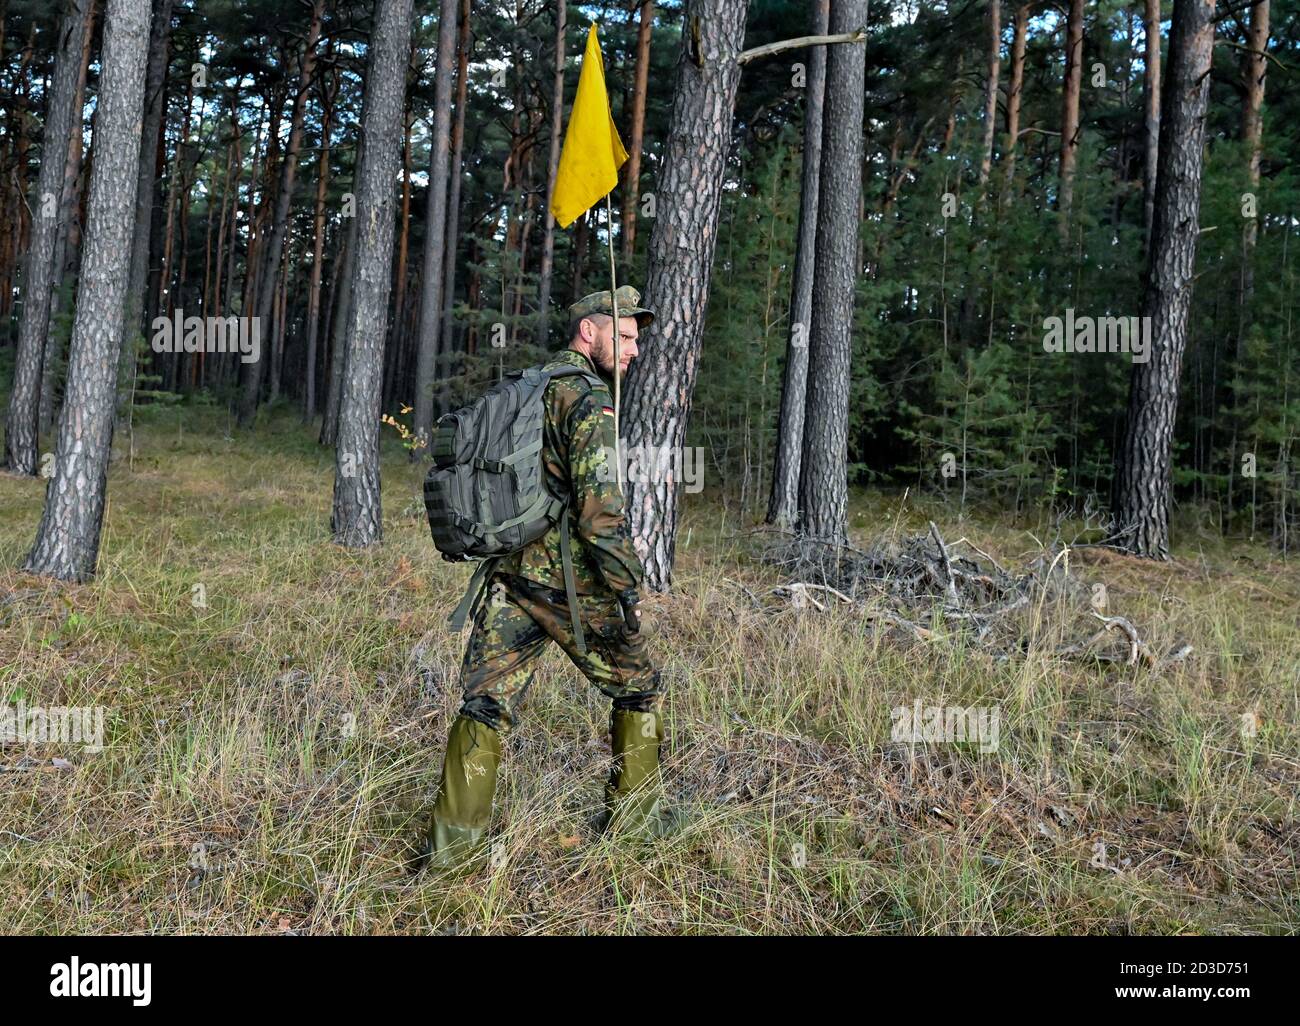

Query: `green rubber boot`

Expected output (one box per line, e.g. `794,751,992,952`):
601,708,680,839
419,715,502,872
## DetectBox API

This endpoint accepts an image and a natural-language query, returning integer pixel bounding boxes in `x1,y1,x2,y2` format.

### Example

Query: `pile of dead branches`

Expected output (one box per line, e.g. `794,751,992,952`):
736,522,1191,671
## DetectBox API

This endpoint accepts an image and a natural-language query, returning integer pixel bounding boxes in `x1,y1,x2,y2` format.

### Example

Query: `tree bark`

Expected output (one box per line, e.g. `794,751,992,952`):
142,71,169,333
1142,0,1161,254
211,109,236,326
268,241,288,400
1226,0,1269,525
331,0,412,546
4,0,95,475
439,0,471,365
976,0,1001,188
303,64,336,423
1058,0,1084,237
320,185,357,447
238,0,324,426
535,0,566,347
41,0,98,433
1114,0,1216,559
25,0,150,581
1237,0,1268,325
385,100,413,413
767,0,828,528
621,0,655,263
0,20,27,320
222,101,242,316
166,81,197,391
239,99,266,321
1001,3,1028,195
621,0,750,590
411,0,458,453
797,0,867,545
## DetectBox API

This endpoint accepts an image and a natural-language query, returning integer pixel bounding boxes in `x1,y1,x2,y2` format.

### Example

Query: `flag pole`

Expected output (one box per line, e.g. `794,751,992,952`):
606,190,622,491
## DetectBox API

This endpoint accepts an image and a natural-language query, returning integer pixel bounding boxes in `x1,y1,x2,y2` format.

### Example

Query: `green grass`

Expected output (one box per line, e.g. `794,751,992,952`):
0,400,1297,934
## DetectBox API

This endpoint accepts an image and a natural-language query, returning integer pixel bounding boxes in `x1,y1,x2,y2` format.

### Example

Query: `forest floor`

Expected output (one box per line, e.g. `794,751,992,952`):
1,401,1297,935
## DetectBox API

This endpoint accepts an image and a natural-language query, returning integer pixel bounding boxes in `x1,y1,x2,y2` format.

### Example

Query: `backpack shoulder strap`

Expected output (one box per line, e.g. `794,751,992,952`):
544,363,604,388
541,364,602,655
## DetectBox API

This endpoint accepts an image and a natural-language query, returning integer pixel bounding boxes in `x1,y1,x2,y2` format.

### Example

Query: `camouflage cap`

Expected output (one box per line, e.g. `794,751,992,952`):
569,285,655,329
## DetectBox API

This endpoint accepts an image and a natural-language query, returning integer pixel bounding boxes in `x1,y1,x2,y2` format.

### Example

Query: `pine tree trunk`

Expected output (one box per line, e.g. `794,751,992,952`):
238,0,323,426
239,107,265,321
797,0,867,545
1000,3,1028,195
223,106,243,314
4,0,94,475
767,0,828,529
331,0,412,546
25,0,150,582
1142,0,1161,254
318,226,340,381
211,120,235,319
1237,0,1268,327
621,0,749,590
0,0,5,83
168,98,195,392
41,0,98,434
143,72,169,331
269,243,287,400
122,0,171,345
411,0,458,453
939,52,963,157
1227,0,1269,525
201,147,219,318
512,176,535,344
976,0,1000,188
385,102,413,414
320,195,357,447
535,0,566,347
156,66,191,336
569,207,590,303
303,67,335,423
0,24,38,326
621,0,655,263
1058,0,1084,237
439,0,471,364
1114,0,1216,560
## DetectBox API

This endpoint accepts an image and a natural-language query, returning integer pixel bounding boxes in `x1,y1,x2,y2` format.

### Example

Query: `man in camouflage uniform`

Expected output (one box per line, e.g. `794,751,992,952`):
420,285,674,871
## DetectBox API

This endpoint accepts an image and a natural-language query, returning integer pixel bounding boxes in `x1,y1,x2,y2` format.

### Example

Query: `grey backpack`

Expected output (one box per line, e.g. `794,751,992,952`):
424,363,603,653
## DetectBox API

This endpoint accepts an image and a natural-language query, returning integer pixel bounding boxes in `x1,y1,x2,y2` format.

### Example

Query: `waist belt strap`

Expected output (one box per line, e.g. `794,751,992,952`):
558,509,586,656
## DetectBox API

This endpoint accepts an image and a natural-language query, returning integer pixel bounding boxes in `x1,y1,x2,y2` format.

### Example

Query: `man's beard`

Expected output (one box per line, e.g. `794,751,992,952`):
593,345,625,383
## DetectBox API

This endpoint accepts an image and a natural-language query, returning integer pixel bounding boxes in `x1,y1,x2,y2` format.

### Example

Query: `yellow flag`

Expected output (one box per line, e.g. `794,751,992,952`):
549,24,629,230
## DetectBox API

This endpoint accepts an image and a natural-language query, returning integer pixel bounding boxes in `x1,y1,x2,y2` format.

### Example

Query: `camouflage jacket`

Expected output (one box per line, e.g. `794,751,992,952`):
497,348,644,599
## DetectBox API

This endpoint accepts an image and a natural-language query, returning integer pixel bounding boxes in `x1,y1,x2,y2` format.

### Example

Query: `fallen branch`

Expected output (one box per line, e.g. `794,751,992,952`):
862,609,933,642
772,581,854,606
928,521,962,609
737,31,867,65
756,529,1189,673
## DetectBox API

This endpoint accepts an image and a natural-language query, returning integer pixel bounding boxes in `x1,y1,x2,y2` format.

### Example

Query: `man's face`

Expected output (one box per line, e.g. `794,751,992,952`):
582,315,640,380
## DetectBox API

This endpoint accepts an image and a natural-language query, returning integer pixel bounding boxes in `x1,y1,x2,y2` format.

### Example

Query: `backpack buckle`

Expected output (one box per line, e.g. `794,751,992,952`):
473,457,509,474
451,513,484,539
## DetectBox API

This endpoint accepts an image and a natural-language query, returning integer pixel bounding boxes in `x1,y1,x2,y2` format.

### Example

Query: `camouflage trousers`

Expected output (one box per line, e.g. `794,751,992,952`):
458,573,661,733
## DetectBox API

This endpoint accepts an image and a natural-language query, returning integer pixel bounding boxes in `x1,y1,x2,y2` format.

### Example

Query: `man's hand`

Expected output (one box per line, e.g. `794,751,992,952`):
616,588,642,634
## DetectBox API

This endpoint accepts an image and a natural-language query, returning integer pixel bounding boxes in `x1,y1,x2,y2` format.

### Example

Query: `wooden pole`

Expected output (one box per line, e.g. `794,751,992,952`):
606,191,622,490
